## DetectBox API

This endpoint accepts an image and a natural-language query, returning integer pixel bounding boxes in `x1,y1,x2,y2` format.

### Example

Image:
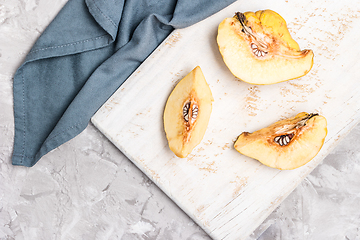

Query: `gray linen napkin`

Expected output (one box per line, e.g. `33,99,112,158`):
12,0,235,167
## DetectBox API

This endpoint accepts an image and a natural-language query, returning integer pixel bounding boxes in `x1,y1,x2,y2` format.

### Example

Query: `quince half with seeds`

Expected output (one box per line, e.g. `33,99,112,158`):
164,66,213,158
217,10,314,85
234,112,327,170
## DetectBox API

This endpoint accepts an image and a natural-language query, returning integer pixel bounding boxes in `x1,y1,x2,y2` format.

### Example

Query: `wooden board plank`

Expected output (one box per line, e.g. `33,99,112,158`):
91,1,360,239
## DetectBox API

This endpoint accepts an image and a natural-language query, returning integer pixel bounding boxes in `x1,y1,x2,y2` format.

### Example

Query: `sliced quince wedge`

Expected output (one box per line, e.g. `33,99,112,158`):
164,66,213,158
217,10,314,84
234,112,327,170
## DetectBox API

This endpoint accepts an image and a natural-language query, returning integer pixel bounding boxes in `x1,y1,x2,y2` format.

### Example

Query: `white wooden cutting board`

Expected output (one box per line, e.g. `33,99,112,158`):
91,1,360,239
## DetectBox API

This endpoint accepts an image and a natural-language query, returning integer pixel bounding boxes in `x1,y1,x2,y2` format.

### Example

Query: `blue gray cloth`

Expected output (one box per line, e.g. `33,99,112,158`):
12,0,235,167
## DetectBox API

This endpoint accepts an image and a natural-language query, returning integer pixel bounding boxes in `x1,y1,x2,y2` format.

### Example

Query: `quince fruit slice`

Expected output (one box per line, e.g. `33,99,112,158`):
217,10,314,84
164,66,213,158
234,112,327,170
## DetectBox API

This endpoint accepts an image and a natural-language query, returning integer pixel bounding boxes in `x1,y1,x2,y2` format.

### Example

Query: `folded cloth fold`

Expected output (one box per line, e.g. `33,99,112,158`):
12,0,235,167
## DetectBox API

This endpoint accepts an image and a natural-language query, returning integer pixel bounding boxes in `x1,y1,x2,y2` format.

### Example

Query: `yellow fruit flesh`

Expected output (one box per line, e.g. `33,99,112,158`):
234,113,327,170
164,66,213,158
249,10,300,51
217,10,314,85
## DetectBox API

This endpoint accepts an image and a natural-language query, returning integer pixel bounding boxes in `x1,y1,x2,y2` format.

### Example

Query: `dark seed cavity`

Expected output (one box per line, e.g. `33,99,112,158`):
251,42,268,58
274,133,294,146
183,102,191,122
183,101,199,123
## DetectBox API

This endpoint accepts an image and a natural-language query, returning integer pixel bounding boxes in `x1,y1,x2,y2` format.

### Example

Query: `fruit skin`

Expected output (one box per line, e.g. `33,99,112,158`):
217,10,314,85
234,112,327,170
164,66,213,158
